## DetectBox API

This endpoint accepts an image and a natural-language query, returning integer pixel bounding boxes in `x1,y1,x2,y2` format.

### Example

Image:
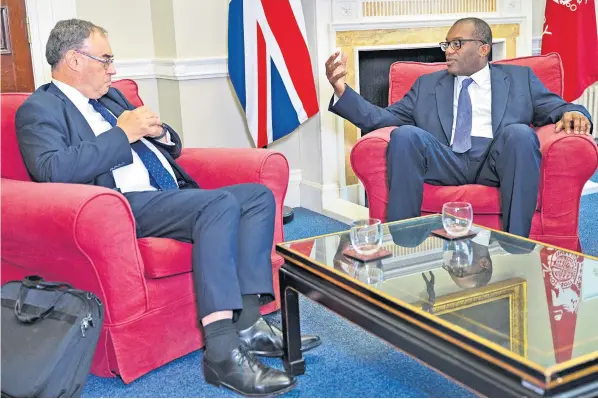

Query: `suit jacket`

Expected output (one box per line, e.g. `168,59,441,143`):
329,63,593,144
16,82,199,190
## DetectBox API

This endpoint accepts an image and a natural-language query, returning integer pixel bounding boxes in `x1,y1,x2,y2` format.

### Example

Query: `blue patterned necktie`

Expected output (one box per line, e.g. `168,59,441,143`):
452,77,474,153
88,99,178,191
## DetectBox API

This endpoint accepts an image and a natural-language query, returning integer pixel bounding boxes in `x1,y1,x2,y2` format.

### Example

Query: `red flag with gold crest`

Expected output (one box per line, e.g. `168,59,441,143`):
540,248,584,363
541,0,598,101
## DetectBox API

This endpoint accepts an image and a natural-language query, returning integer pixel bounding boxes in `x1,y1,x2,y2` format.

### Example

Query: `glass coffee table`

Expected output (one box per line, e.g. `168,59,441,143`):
276,215,598,397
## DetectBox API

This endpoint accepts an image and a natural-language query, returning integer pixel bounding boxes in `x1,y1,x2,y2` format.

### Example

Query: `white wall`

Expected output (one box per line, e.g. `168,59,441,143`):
531,0,544,38
172,0,228,58
76,0,154,59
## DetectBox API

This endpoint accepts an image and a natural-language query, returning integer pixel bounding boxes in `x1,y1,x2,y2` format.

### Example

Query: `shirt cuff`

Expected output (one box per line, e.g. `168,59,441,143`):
333,94,340,106
161,131,175,146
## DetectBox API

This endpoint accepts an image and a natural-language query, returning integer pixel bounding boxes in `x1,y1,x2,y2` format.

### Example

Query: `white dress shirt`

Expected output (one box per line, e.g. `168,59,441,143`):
451,64,493,144
52,79,177,193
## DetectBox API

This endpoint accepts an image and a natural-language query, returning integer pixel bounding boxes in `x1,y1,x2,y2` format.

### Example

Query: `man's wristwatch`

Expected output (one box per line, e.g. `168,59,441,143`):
155,125,168,140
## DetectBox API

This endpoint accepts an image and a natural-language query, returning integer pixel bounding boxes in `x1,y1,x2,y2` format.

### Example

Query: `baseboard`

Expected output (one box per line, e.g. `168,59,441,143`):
582,180,598,196
299,179,341,214
285,169,302,208
339,184,361,204
322,198,369,225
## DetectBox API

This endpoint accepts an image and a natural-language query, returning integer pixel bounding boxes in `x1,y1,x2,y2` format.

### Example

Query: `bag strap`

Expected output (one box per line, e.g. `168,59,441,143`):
22,275,73,290
14,275,72,324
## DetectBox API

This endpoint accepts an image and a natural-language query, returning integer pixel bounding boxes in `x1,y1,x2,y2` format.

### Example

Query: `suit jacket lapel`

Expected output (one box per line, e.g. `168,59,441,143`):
435,72,455,144
99,93,127,119
47,83,98,142
490,65,510,135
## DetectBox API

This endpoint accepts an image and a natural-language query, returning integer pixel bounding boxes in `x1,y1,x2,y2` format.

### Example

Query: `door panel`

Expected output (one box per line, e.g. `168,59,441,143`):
1,0,34,92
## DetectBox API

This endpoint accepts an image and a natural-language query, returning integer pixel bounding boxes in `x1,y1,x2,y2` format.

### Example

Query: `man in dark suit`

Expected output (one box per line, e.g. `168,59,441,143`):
325,17,593,238
16,19,320,397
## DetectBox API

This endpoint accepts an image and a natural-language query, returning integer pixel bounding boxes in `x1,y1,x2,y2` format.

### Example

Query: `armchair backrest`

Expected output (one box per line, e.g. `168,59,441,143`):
1,79,142,182
1,93,32,181
111,79,144,107
388,52,564,105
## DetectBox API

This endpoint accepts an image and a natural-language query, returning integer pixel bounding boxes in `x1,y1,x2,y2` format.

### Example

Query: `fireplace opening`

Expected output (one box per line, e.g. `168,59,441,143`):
358,46,493,113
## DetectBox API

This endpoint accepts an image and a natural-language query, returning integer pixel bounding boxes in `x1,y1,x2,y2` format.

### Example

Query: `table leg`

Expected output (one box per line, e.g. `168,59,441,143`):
280,271,305,376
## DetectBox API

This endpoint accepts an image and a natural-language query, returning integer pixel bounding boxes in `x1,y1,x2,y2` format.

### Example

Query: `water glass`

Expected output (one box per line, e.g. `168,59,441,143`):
356,262,384,287
350,218,383,255
442,202,473,237
442,239,473,273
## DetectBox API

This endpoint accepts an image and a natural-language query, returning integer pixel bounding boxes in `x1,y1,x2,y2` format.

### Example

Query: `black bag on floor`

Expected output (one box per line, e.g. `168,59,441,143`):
1,276,103,398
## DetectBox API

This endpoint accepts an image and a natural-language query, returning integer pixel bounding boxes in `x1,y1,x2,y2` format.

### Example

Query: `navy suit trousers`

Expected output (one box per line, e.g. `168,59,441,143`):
386,124,541,237
124,183,276,319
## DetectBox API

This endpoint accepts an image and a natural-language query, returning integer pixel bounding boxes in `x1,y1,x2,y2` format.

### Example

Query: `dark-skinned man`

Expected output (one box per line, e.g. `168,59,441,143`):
326,17,592,238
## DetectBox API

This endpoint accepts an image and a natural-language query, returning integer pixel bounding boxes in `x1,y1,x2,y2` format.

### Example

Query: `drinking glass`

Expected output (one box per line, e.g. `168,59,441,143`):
350,218,383,255
442,202,473,237
442,239,473,274
356,262,384,288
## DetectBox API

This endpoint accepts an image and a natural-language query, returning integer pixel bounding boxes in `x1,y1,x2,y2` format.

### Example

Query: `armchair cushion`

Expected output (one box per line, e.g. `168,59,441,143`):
422,184,501,214
112,79,144,107
138,238,193,279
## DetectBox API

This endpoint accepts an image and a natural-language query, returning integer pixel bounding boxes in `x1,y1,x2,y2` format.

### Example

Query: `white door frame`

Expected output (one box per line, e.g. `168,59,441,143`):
25,0,77,87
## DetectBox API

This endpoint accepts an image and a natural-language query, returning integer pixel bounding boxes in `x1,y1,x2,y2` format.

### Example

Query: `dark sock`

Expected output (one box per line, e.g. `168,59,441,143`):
235,294,261,331
203,319,240,362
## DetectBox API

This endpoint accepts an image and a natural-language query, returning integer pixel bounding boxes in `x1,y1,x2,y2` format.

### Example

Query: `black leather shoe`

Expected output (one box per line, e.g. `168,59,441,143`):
239,317,322,358
203,344,297,397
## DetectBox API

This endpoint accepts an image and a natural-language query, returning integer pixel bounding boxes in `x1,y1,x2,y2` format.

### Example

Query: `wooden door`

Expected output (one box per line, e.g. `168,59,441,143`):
1,0,34,92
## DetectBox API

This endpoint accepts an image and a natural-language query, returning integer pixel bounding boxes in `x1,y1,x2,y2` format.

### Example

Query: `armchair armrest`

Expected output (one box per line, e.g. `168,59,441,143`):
177,148,290,244
1,179,148,324
535,124,598,236
350,127,394,220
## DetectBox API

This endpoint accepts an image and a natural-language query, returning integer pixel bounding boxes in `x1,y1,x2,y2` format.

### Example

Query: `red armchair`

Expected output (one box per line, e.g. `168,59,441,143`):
0,79,289,383
350,53,598,251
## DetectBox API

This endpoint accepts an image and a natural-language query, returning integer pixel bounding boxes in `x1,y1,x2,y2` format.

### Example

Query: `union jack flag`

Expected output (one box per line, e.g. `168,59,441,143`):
228,0,319,148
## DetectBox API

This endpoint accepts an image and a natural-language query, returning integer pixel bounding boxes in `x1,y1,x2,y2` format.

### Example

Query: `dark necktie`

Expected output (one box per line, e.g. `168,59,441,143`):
452,77,474,153
88,99,178,191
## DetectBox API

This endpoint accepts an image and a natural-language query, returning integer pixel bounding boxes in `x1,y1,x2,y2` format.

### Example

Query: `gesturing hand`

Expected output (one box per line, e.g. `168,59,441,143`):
555,112,591,135
325,51,348,98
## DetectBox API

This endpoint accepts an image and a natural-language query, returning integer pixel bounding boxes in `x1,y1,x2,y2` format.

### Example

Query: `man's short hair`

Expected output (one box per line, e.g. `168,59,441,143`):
454,17,493,46
46,19,107,69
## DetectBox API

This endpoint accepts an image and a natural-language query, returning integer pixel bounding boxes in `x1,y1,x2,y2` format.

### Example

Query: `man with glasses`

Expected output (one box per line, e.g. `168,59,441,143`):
325,17,593,238
16,19,321,397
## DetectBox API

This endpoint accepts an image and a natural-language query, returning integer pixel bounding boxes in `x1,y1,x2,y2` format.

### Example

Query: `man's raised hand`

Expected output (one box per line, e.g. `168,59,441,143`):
325,51,348,98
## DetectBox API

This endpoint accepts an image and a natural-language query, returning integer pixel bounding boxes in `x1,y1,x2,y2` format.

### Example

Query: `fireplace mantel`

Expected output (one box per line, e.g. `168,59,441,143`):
298,0,534,223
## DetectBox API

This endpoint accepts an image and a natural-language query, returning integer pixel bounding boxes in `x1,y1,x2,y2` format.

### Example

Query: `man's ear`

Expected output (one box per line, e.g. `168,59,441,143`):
63,50,81,72
479,43,491,58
